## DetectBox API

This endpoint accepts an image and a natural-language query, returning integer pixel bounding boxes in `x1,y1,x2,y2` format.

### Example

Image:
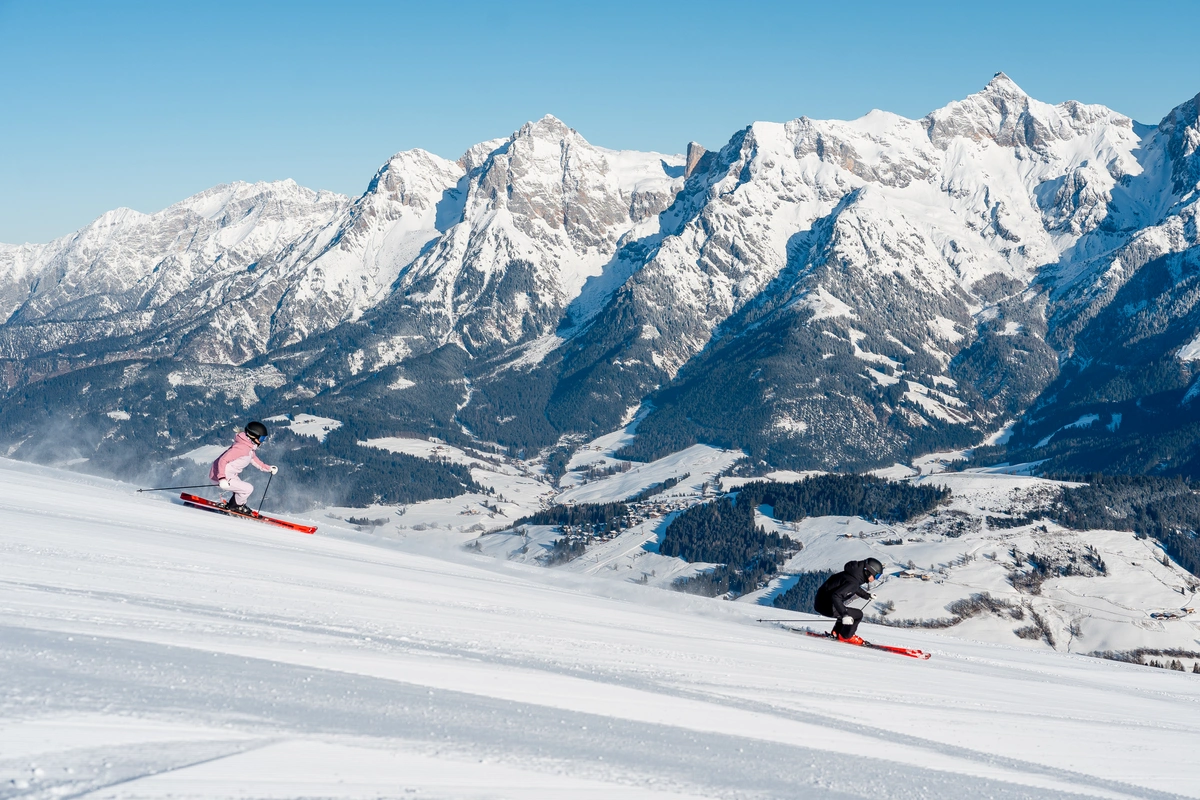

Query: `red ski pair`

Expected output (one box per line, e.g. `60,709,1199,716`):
800,629,931,660
180,493,317,534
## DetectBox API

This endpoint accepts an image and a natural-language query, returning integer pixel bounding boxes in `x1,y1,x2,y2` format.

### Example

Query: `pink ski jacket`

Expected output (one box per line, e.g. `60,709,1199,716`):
210,431,272,481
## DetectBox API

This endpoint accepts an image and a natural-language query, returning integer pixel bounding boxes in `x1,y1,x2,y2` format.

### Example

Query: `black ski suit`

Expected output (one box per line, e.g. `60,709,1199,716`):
813,560,873,638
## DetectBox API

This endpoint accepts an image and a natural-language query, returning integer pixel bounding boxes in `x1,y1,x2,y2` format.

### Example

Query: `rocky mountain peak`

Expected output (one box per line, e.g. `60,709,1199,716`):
983,71,1028,98
457,138,509,174
1158,91,1200,196
519,114,574,140
86,206,151,232
685,142,707,179
925,72,1057,152
152,181,344,242
363,149,464,210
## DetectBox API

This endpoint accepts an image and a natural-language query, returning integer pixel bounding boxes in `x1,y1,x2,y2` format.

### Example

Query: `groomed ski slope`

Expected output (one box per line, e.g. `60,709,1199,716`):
2,458,1199,799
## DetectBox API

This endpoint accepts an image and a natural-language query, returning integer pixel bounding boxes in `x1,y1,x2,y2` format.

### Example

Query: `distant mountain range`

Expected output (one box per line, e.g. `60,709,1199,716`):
3,73,1200,487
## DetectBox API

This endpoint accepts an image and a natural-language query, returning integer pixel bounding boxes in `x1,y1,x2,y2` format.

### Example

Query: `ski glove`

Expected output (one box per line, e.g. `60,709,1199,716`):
841,616,854,626
269,465,279,474
218,478,231,490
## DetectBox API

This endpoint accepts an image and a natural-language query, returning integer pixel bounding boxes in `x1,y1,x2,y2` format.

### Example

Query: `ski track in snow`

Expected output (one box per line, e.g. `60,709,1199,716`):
2,457,1199,799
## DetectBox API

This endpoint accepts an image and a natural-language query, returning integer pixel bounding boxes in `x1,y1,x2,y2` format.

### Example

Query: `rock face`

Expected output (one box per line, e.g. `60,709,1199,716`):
684,142,707,179
3,75,1200,477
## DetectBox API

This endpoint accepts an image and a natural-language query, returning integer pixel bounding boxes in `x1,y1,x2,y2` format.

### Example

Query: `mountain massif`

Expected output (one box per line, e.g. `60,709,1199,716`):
3,73,1200,490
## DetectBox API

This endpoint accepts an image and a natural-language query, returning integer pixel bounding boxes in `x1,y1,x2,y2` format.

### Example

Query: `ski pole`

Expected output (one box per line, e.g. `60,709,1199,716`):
137,484,214,493
257,472,274,515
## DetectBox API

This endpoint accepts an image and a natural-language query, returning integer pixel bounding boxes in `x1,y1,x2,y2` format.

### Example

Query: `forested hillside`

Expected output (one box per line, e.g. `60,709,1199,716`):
662,475,945,599
663,496,799,598
737,474,949,522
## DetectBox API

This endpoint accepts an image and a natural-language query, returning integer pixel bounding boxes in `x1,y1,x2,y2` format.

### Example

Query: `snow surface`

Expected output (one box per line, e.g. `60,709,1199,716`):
4,458,1200,798
869,463,920,480
556,445,740,505
1036,414,1102,448
356,437,553,533
1180,332,1200,362
562,405,651,475
174,444,227,466
264,413,343,442
790,287,856,322
722,470,826,491
984,420,1017,446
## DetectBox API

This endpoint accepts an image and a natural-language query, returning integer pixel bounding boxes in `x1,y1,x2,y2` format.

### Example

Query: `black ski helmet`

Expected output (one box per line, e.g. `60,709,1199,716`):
864,557,884,579
245,420,269,442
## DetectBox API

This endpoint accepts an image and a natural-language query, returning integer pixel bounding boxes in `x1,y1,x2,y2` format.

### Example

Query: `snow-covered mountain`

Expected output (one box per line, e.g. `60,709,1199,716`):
385,115,683,359
987,90,1200,473
612,74,1159,467
0,180,350,371
451,73,1191,467
5,456,1200,798
3,74,1200,479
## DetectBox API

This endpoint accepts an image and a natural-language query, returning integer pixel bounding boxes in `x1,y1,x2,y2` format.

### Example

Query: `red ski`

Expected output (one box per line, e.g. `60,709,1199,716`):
180,493,317,534
796,628,931,660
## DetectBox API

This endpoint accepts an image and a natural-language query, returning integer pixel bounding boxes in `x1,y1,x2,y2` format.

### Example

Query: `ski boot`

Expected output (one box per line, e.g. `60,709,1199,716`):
224,500,253,516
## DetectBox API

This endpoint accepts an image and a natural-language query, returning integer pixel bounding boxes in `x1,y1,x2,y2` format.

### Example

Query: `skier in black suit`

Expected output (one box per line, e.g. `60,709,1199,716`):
814,558,884,644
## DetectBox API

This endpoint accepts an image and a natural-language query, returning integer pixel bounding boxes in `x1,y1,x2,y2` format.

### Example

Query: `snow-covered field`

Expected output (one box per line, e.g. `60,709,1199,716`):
333,439,737,546
736,468,1200,660
174,415,344,465
556,444,740,505
264,413,343,442
4,457,1200,798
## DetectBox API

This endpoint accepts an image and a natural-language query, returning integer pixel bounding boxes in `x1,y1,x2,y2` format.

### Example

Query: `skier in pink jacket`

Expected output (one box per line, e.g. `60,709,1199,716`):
210,421,278,515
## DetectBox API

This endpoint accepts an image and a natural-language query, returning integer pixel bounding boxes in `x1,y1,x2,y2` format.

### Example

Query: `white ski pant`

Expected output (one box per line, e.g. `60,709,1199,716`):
223,474,255,505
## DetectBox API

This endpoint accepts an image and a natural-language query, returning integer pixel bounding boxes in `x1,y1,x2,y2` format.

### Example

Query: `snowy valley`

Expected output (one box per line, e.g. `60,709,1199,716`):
308,422,1200,668
4,456,1200,799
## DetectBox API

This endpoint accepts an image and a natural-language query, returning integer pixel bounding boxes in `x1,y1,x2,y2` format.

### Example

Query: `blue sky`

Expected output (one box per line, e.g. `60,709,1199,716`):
2,0,1198,243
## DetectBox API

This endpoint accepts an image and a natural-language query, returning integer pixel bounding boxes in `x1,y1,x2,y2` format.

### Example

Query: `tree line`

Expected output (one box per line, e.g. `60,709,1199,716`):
629,473,689,502
737,474,949,523
771,570,834,613
1053,474,1200,578
983,474,1200,579
268,426,482,509
663,496,800,598
666,474,948,600
517,501,630,530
